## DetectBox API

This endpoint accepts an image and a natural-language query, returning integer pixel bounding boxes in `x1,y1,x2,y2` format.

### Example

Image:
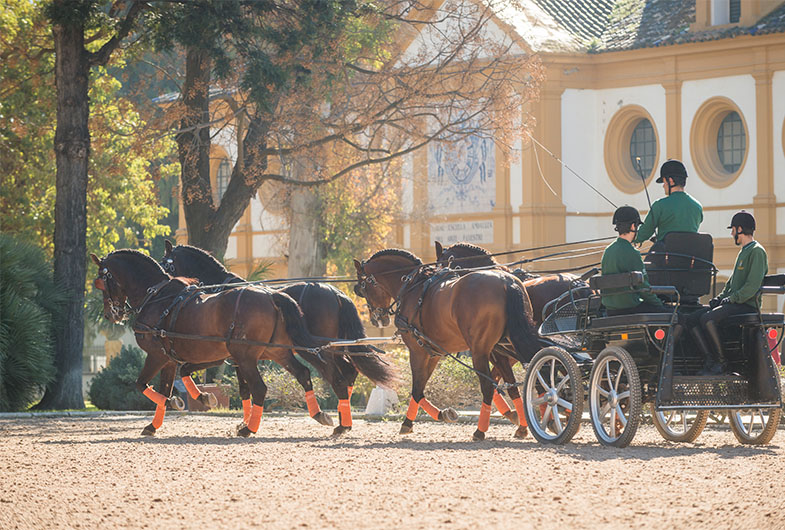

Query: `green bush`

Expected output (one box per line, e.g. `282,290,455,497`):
88,345,160,410
0,235,66,411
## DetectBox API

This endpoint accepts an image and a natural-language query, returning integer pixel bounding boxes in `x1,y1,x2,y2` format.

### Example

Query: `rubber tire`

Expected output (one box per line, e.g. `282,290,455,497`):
588,346,642,448
523,346,584,445
652,409,709,443
729,407,781,445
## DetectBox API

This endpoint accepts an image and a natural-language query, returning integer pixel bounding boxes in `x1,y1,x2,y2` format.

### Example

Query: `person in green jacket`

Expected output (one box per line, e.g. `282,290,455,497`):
634,159,703,245
601,206,667,316
689,211,768,375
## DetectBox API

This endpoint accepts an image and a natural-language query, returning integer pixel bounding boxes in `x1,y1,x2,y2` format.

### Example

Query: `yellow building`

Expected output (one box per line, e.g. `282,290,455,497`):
202,0,785,308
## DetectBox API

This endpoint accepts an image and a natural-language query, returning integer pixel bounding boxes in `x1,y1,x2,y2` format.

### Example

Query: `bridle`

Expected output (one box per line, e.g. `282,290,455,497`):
355,260,424,324
95,264,169,322
161,257,176,274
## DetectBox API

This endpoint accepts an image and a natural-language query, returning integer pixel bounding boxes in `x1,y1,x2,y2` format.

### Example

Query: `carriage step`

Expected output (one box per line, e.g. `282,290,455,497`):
666,375,753,407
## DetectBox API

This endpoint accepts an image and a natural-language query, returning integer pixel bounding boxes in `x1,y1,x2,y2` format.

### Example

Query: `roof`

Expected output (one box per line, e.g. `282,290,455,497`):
509,0,785,54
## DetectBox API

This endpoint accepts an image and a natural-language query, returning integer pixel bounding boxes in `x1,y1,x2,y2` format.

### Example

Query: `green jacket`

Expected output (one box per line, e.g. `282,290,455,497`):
719,240,768,309
601,237,664,310
634,191,703,244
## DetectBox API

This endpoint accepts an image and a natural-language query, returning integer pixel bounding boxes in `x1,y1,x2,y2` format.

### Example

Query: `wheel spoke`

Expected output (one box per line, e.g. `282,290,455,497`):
617,390,630,401
597,386,609,398
556,398,573,411
536,370,549,390
600,402,611,419
756,410,766,433
745,410,754,434
614,364,625,392
604,362,612,388
549,359,556,388
540,405,553,430
609,407,617,437
663,411,675,427
615,405,628,428
530,394,547,406
552,406,563,433
555,373,570,393
681,413,688,432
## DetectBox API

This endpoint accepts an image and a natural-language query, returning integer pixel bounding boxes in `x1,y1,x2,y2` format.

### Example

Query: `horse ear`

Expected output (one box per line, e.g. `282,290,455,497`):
164,239,173,255
434,241,443,259
353,259,363,274
90,253,101,266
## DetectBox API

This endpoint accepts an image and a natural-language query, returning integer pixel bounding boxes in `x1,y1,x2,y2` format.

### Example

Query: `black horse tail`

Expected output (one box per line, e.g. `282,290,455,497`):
504,278,542,364
271,291,324,349
333,288,399,388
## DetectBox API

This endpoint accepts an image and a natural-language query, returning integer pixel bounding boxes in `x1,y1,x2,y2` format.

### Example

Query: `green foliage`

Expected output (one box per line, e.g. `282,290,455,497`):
0,0,176,260
0,234,66,411
88,345,160,410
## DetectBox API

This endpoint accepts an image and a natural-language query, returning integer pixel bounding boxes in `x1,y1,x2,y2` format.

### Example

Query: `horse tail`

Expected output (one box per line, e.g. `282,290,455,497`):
271,291,323,349
333,288,400,388
504,278,542,364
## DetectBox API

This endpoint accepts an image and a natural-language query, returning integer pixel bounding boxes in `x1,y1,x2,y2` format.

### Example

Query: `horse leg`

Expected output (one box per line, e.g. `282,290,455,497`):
490,364,517,424
471,353,495,442
328,356,359,437
233,356,268,438
134,352,171,436
281,350,333,428
401,350,457,435
180,360,225,410
234,365,252,425
493,358,528,439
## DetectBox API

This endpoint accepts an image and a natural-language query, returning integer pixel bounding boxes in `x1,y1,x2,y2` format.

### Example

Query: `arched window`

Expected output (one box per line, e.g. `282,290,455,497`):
716,111,745,173
629,119,656,178
216,159,231,202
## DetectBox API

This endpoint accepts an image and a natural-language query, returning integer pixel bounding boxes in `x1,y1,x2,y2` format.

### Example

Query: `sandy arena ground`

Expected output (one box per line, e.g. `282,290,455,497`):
1,413,784,529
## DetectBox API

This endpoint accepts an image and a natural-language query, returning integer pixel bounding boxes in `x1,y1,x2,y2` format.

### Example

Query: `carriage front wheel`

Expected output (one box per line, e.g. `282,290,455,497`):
728,407,781,445
651,408,709,443
523,346,584,445
589,346,642,448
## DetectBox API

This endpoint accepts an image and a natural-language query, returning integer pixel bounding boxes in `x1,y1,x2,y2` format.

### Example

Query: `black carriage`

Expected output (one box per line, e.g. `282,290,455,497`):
524,232,784,447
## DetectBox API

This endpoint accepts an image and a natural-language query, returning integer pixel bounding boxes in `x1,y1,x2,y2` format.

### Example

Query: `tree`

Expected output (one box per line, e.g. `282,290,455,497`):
32,0,150,409
147,0,541,261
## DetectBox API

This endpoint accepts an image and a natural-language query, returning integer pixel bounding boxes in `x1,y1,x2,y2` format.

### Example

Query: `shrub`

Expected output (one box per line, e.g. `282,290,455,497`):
0,235,66,411
88,345,160,410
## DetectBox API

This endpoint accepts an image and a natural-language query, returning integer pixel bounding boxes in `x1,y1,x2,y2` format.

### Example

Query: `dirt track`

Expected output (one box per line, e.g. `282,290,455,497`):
1,413,784,529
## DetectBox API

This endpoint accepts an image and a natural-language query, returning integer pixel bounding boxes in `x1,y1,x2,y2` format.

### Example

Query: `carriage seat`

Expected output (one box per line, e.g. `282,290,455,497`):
644,232,714,300
588,313,673,330
722,313,784,327
589,271,644,292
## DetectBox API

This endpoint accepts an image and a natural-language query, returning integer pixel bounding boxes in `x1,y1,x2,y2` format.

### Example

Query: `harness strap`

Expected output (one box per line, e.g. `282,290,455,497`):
226,287,247,349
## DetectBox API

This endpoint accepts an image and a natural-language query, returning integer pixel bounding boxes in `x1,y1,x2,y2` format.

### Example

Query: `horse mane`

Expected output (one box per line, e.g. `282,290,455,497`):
443,242,499,263
172,244,230,274
367,248,423,265
106,249,167,274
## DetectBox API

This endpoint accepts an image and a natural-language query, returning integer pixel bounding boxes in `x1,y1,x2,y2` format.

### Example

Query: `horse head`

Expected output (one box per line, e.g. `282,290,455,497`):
353,249,423,328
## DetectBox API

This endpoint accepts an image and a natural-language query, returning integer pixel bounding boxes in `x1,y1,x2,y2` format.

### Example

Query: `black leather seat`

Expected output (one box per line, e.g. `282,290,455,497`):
723,313,784,327
644,232,714,302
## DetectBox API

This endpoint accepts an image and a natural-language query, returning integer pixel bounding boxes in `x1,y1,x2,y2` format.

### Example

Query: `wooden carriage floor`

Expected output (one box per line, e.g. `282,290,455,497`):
1,414,784,529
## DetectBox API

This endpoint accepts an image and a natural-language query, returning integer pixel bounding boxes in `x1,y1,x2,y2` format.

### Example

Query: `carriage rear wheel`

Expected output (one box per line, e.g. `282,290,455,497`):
728,407,781,445
652,409,709,443
523,346,584,445
588,346,642,448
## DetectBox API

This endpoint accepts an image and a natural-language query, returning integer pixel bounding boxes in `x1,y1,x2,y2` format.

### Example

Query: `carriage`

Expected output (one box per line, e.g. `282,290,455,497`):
526,232,784,447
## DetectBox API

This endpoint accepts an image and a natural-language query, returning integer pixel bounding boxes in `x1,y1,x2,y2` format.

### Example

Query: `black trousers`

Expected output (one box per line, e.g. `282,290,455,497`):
686,302,754,329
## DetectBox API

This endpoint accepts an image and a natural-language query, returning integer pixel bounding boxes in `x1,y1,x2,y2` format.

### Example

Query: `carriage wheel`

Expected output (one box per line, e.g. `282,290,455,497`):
652,409,709,443
588,346,642,448
728,408,781,445
708,411,727,424
523,347,584,445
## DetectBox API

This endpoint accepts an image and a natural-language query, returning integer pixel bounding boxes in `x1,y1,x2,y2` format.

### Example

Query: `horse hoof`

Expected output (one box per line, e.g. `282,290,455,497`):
472,429,486,442
141,424,156,436
237,426,253,438
440,408,459,423
199,392,218,409
169,395,185,411
504,411,519,425
331,426,351,438
400,423,413,435
514,425,528,439
313,412,334,427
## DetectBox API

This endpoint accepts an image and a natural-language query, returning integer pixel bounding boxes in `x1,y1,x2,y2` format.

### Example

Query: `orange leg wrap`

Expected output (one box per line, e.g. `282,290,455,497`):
242,399,252,424
305,390,321,417
492,391,511,415
247,404,264,433
513,396,526,427
182,376,201,399
419,398,440,420
478,402,492,433
151,404,166,429
337,399,352,427
143,386,167,407
406,397,419,421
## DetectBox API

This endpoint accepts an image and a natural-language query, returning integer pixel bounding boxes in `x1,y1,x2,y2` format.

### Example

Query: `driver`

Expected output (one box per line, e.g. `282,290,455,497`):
601,206,667,316
688,211,768,375
634,159,703,246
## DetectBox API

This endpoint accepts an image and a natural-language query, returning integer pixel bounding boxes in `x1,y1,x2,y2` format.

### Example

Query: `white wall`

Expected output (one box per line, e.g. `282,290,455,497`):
773,70,785,236
681,74,757,235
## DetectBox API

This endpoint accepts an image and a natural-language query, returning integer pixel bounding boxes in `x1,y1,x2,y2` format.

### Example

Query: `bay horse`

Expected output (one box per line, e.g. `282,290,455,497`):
160,241,398,436
91,249,324,437
434,241,592,430
354,249,541,441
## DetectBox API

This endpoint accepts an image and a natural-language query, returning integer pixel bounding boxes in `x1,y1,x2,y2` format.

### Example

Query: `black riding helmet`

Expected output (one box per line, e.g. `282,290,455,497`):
612,205,641,226
656,159,688,184
727,210,755,233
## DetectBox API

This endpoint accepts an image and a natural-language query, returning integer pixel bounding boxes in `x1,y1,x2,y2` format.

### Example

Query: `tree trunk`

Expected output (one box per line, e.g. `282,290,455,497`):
37,19,89,409
288,186,326,278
